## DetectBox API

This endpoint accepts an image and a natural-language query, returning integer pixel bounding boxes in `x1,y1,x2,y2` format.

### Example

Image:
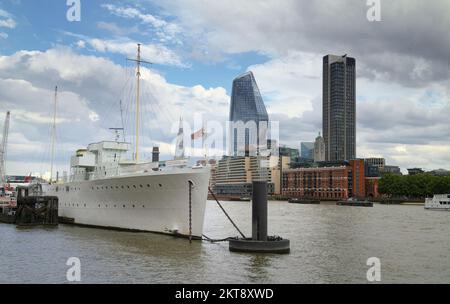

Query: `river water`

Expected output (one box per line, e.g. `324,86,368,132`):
0,201,449,284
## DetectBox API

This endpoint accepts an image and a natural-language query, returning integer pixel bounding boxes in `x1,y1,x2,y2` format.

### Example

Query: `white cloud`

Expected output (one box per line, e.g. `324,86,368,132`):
88,111,99,122
0,32,7,39
76,40,86,48
157,0,450,86
97,21,139,36
101,4,182,43
0,9,16,29
86,38,186,67
248,51,321,118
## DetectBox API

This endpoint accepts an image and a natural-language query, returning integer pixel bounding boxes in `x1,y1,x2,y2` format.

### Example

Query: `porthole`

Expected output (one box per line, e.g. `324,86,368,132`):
139,185,143,188
159,184,162,187
147,184,150,188
132,205,135,208
123,205,126,208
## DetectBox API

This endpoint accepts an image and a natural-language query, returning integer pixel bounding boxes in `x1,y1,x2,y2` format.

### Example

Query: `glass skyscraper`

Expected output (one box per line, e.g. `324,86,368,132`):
229,71,269,156
323,55,356,161
300,142,314,160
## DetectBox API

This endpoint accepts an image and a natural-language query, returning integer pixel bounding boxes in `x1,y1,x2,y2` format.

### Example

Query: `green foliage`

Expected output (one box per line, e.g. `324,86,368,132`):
379,174,450,198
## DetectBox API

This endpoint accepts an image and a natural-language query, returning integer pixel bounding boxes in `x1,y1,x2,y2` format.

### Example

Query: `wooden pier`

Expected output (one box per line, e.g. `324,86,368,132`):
15,196,59,226
0,185,59,226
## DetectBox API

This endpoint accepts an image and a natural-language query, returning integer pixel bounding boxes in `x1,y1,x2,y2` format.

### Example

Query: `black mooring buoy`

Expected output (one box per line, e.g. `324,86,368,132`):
229,181,290,254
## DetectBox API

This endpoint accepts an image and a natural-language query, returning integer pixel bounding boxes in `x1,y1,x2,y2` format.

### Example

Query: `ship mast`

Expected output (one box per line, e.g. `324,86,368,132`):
136,44,141,162
50,86,58,184
127,44,152,163
0,111,11,185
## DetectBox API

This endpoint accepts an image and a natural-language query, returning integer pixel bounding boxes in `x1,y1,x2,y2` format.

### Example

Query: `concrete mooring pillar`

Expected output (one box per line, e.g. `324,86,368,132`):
229,177,290,254
252,181,268,241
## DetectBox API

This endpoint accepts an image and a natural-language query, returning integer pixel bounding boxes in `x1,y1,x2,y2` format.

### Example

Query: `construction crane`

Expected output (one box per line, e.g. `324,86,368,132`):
0,111,11,185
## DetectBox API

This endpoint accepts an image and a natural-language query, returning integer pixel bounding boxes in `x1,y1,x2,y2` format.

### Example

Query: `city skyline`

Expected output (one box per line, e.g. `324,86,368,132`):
0,1,449,176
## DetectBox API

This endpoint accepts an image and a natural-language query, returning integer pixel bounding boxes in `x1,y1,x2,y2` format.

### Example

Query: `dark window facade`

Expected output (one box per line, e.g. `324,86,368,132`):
230,72,269,156
323,55,356,162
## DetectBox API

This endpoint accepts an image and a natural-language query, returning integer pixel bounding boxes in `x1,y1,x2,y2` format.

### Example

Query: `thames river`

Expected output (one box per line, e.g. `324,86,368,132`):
1,201,449,284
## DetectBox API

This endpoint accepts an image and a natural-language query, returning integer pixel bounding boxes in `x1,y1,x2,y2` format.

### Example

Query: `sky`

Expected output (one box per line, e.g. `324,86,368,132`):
0,0,449,176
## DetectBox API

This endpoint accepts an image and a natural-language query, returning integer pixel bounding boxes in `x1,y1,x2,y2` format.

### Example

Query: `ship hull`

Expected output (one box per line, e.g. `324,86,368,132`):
44,168,211,237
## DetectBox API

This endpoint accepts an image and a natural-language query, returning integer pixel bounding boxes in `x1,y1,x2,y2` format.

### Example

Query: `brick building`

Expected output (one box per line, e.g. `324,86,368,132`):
365,177,380,199
282,159,365,200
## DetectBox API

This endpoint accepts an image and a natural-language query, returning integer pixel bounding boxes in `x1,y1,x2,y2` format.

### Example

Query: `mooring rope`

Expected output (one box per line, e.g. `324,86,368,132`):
202,234,238,243
208,187,247,239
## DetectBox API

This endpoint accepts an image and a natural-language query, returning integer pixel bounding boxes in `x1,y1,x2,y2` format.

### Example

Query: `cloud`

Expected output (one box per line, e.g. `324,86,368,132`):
59,30,186,67
86,38,186,67
75,40,85,48
0,32,7,39
156,0,450,87
97,21,139,36
248,51,321,118
0,8,16,29
101,4,182,43
0,47,229,175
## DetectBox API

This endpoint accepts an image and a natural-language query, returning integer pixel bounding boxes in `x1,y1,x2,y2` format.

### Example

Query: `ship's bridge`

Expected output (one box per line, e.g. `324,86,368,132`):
70,141,131,181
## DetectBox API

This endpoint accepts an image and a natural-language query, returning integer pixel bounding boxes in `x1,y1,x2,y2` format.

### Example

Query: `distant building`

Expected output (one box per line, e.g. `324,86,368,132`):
267,139,278,150
290,157,315,169
364,158,385,178
280,146,300,163
323,54,356,162
380,165,402,175
214,156,288,197
229,71,269,157
427,169,450,176
300,142,314,160
365,158,386,169
365,177,380,199
314,133,326,162
365,165,380,178
282,159,365,200
408,168,424,176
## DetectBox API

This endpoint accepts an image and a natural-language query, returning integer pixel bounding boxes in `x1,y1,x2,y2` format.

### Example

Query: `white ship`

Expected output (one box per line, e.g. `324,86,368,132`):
44,142,210,237
43,44,211,238
425,194,450,211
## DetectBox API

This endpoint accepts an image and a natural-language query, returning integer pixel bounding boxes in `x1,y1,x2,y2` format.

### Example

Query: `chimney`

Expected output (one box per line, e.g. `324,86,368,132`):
152,147,160,163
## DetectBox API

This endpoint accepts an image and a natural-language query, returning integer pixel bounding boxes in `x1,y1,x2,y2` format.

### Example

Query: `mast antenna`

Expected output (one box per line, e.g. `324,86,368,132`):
50,86,58,184
119,99,126,141
127,44,153,163
0,111,11,185
109,128,124,142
